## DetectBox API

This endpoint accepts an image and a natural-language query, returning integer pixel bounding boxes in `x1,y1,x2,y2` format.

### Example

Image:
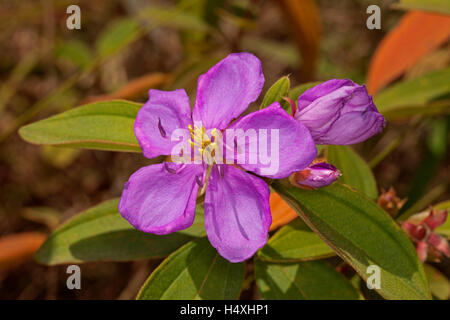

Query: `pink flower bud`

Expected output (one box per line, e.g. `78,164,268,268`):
402,209,449,262
294,79,385,145
290,162,341,189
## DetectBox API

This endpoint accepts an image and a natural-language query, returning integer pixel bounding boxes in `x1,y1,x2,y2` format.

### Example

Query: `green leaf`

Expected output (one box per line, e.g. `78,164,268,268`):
138,6,212,32
40,145,81,168
424,264,450,300
400,118,448,216
35,199,205,265
272,181,431,300
96,18,141,58
0,50,38,115
258,219,334,262
432,200,450,237
54,40,93,70
137,237,244,300
326,145,378,199
255,259,360,300
289,81,321,100
375,67,450,113
19,100,142,152
241,36,299,67
200,0,224,27
260,76,290,109
393,0,450,15
382,100,450,119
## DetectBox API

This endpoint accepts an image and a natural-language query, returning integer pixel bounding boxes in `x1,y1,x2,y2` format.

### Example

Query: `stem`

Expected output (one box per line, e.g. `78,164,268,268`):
198,165,213,197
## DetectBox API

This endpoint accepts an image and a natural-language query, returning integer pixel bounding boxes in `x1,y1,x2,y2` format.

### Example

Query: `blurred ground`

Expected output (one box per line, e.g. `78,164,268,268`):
0,0,448,299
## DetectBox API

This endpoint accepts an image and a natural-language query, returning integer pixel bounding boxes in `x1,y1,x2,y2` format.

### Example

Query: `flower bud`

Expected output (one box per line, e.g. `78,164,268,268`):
290,162,341,189
377,187,406,218
294,79,385,145
402,209,450,262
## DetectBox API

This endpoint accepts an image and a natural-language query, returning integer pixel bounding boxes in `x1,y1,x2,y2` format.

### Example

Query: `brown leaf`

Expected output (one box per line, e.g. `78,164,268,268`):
0,232,47,272
277,0,322,81
269,192,298,231
83,72,172,103
367,11,450,94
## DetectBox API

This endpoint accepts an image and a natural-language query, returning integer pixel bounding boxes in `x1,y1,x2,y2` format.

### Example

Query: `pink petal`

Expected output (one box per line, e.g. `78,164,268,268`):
134,89,192,159
227,103,316,178
416,241,429,262
119,163,203,235
193,53,264,130
402,222,426,241
424,210,448,230
428,233,450,257
204,165,271,262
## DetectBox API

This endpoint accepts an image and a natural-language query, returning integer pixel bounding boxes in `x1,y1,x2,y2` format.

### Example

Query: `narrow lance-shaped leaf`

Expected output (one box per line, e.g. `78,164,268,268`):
277,0,321,80
374,67,450,113
326,145,378,199
137,237,244,300
424,264,450,300
260,76,290,110
0,232,47,272
393,0,450,15
272,181,431,300
138,6,212,32
54,40,93,70
35,199,205,265
382,99,450,120
0,50,39,115
241,37,299,67
96,18,141,58
269,192,298,231
96,2,213,60
366,11,450,94
19,100,142,152
255,259,360,300
258,219,334,262
289,81,321,101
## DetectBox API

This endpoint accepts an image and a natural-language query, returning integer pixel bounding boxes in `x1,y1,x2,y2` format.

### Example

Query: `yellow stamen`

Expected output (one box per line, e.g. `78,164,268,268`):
188,125,220,163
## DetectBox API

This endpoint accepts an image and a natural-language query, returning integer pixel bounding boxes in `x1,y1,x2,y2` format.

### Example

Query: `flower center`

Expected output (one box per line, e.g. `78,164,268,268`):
188,124,218,164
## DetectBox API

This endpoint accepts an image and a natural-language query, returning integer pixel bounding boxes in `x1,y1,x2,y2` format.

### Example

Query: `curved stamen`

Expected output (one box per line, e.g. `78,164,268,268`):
195,175,204,188
164,161,177,174
158,117,166,138
164,162,186,174
217,165,224,178
188,125,221,165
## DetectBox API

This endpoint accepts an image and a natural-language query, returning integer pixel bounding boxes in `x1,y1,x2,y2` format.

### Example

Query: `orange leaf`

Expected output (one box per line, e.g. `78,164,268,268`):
0,232,47,272
269,192,298,231
367,11,450,94
83,72,172,103
277,0,322,81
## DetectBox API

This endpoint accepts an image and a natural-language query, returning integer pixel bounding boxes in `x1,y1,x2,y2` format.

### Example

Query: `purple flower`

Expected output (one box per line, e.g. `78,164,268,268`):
294,79,386,145
119,53,317,263
290,162,341,189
